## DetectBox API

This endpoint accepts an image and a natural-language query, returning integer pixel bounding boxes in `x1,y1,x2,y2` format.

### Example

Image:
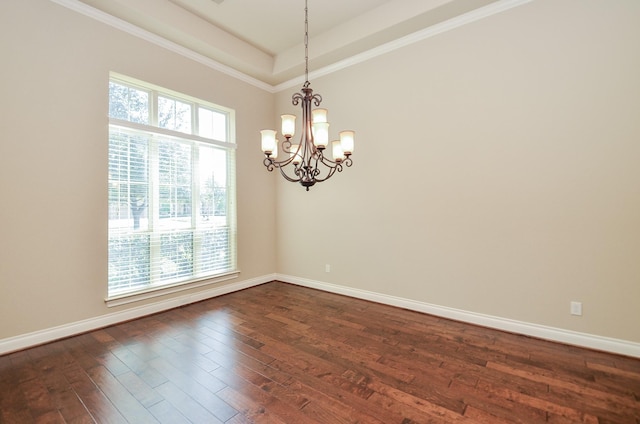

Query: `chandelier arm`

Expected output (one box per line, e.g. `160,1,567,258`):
319,154,353,167
292,92,304,106
263,141,304,171
263,137,301,168
263,157,275,171
278,165,304,183
317,155,341,168
311,164,339,183
317,154,335,166
264,155,296,169
312,155,353,182
264,157,304,183
302,151,332,183
310,150,322,173
281,137,294,152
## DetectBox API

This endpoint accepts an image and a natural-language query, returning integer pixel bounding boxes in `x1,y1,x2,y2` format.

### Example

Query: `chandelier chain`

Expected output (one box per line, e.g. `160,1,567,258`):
304,0,309,84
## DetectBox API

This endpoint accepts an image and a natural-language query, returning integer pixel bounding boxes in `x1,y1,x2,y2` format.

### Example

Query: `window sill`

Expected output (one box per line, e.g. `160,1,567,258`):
105,270,240,308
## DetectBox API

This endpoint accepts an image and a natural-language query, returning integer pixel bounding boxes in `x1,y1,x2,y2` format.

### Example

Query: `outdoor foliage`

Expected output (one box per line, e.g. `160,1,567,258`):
107,80,233,295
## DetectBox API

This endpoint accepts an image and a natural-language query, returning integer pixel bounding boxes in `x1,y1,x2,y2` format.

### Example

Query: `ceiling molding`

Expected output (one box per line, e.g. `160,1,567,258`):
275,0,533,92
50,0,533,94
49,0,275,92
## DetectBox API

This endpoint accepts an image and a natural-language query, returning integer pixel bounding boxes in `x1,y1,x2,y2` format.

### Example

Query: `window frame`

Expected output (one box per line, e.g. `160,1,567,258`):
106,73,238,306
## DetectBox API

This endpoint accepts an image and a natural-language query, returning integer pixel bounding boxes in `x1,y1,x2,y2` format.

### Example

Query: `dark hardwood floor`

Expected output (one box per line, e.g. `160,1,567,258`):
1,281,639,423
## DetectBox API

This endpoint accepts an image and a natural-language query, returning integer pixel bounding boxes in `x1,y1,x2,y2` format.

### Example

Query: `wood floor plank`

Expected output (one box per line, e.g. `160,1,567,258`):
1,376,36,423
212,366,319,424
62,363,128,424
154,380,226,424
17,376,58,422
86,365,159,423
487,358,640,421
217,385,288,424
1,281,639,423
147,399,191,424
114,370,164,408
147,356,237,422
32,351,96,424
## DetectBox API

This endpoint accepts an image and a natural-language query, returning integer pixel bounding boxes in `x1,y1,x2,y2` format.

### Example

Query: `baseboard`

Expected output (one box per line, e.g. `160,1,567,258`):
0,274,274,355
3,274,638,358
276,274,640,358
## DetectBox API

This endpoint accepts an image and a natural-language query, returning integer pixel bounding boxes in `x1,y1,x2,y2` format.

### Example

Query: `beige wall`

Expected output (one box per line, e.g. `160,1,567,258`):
276,0,640,343
0,0,276,339
1,0,639,347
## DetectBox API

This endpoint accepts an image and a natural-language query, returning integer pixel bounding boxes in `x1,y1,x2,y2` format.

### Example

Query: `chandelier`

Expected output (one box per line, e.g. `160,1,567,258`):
260,0,355,191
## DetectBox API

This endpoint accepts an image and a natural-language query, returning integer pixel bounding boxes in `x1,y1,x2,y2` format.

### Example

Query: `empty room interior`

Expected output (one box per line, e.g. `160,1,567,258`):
1,0,639,422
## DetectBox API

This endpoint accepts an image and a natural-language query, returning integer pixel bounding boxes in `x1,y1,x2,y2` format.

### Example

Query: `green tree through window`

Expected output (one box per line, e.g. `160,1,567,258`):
107,75,236,297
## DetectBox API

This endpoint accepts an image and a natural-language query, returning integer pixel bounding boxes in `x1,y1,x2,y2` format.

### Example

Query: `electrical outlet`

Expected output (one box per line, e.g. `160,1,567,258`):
570,301,582,316
325,264,331,273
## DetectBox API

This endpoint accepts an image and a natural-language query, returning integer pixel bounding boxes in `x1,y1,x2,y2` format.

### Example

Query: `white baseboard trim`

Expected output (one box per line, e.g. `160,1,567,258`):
0,274,274,355
276,274,640,358
3,274,638,358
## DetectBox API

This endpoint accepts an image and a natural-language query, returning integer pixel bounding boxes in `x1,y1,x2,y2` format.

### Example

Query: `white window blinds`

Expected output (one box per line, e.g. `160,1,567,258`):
108,75,236,298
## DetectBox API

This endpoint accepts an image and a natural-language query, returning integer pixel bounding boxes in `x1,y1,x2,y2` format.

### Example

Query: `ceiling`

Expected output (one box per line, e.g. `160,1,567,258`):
71,0,512,87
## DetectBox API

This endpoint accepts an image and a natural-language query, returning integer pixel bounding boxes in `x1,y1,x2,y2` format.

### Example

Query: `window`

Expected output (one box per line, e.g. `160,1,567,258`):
108,74,236,299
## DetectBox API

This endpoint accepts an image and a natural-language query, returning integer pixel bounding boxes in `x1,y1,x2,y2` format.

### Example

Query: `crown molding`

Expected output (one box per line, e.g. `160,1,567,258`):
50,0,532,93
274,0,532,92
49,0,275,93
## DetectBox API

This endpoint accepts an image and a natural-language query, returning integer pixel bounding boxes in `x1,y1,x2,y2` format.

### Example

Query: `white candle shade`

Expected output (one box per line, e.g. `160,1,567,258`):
312,122,329,149
339,130,355,155
332,140,344,162
281,114,296,138
312,108,328,123
289,144,301,164
260,129,277,154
